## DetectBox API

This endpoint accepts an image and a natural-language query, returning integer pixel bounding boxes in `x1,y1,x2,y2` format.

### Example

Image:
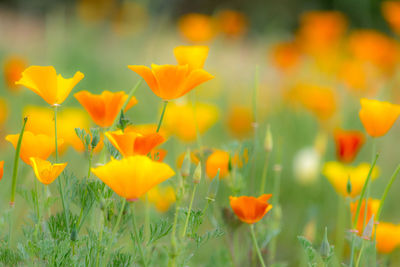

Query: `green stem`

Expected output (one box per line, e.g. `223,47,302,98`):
355,241,365,267
259,151,270,195
156,101,168,133
335,196,345,264
250,224,266,267
144,195,150,243
131,202,148,267
87,150,93,179
169,185,181,267
33,177,40,241
376,164,400,222
181,183,198,238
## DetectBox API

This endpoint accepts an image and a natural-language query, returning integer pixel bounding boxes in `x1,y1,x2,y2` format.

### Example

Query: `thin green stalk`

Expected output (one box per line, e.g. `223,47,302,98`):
250,224,266,267
156,100,168,133
335,196,345,263
259,151,270,195
169,174,183,267
33,178,41,241
144,195,150,243
376,164,400,222
268,164,282,264
355,241,365,267
251,66,259,193
88,150,93,179
131,202,148,267
96,210,106,267
181,183,198,238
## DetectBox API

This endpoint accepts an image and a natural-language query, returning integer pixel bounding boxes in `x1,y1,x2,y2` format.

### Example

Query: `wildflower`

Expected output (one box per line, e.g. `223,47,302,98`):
382,1,400,35
105,127,164,157
231,149,249,169
147,185,176,212
333,129,365,163
163,102,218,142
3,56,27,91
173,45,209,70
338,59,380,93
229,194,273,224
16,66,84,106
178,13,217,43
359,98,400,137
323,162,379,198
176,150,201,168
376,222,400,254
350,198,380,236
216,10,248,38
151,149,167,162
5,131,63,165
128,64,214,100
270,41,301,72
29,157,67,185
74,90,138,128
0,98,8,127
206,150,229,179
226,106,253,139
0,161,4,181
91,155,175,200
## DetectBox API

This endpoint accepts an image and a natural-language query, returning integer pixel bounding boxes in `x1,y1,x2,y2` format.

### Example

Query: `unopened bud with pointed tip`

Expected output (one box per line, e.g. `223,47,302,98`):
193,163,202,184
181,149,191,178
206,169,220,202
264,124,273,152
320,227,330,260
362,214,375,240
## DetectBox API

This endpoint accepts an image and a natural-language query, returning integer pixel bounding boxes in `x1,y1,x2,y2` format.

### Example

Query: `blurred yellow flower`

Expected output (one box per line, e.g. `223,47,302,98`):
16,66,84,106
174,45,209,71
376,222,400,254
382,1,400,35
178,13,217,43
0,98,8,127
216,10,248,38
5,131,63,165
206,149,229,179
29,157,67,185
147,185,176,212
226,105,253,139
74,90,138,128
91,155,175,200
359,98,400,137
323,162,379,198
3,56,27,91
163,102,218,142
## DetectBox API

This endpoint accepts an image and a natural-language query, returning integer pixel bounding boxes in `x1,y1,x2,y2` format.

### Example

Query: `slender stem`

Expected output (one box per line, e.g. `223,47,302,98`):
376,164,400,222
181,184,198,238
169,181,181,267
156,101,168,133
33,177,40,241
335,196,345,263
355,241,365,267
349,234,356,267
131,203,148,267
87,150,93,179
250,224,266,267
144,195,150,243
259,151,270,195
251,66,259,194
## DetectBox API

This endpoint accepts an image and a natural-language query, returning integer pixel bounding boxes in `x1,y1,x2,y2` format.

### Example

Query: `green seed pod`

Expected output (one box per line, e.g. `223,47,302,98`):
319,227,330,259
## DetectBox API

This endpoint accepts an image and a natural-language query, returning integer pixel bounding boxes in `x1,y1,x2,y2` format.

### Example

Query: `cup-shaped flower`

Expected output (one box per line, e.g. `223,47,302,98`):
147,185,176,212
105,127,164,157
16,66,84,106
29,157,67,185
91,155,175,200
334,129,365,163
376,222,400,254
0,161,4,181
128,64,214,100
229,194,273,224
74,90,138,128
350,198,380,236
359,98,400,137
5,131,63,165
206,150,230,179
173,45,209,70
323,161,379,198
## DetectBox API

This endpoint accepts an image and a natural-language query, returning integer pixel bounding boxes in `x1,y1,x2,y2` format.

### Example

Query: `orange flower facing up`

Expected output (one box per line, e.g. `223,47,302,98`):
376,222,400,254
3,56,27,91
270,41,301,72
229,194,273,224
226,105,253,139
29,157,67,185
382,1,400,35
216,10,248,38
350,198,380,236
178,13,217,43
128,64,214,100
359,98,400,137
206,150,230,179
0,161,4,182
5,131,63,165
16,66,84,106
147,185,176,212
174,45,209,71
105,127,165,157
334,129,365,163
91,155,175,200
74,90,138,128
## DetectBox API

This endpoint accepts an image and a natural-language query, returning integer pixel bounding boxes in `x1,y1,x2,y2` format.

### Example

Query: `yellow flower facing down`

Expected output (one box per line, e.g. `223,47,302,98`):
6,131,63,165
29,157,67,185
359,98,400,137
91,155,175,200
376,222,400,254
174,45,209,71
322,161,379,198
16,66,84,106
147,185,176,212
128,64,214,100
163,102,219,142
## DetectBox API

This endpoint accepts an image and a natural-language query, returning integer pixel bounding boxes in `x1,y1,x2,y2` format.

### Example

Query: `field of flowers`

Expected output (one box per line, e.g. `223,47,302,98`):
2,1,400,266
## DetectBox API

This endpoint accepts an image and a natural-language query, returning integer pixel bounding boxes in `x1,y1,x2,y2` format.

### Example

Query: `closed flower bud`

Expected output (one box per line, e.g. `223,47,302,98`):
264,124,273,152
320,227,330,259
206,169,220,201
362,214,375,240
193,163,202,184
181,150,191,178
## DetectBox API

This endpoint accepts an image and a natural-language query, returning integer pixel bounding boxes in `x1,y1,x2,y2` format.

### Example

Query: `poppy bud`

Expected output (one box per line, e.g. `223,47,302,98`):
193,163,201,184
320,227,330,259
362,214,375,240
264,124,273,152
181,150,191,178
206,169,220,201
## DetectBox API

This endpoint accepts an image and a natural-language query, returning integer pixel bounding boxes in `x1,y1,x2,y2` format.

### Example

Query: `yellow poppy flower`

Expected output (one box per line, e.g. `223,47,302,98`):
147,185,176,212
322,161,379,198
16,66,84,106
91,155,175,200
226,105,253,139
174,45,209,71
376,222,400,254
206,150,230,179
359,98,400,137
29,157,67,185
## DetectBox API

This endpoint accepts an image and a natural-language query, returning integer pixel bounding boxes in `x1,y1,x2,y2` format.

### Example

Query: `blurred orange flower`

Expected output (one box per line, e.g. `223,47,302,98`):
151,149,167,162
0,161,4,181
270,42,301,72
359,98,400,137
174,45,209,71
382,1,400,35
178,13,217,43
226,105,253,139
5,131,63,165
16,66,84,106
3,56,27,91
216,10,248,38
147,185,176,212
376,222,400,254
229,194,273,224
74,90,138,128
206,150,229,179
0,98,8,127
338,59,380,93
128,64,214,100
91,155,175,200
334,129,365,163
350,198,380,236
29,157,67,185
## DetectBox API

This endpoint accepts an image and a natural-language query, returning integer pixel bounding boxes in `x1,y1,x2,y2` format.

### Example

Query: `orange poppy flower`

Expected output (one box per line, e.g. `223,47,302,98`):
5,131,63,165
91,155,175,200
174,45,209,71
382,1,400,35
16,66,84,106
0,161,4,181
150,149,167,162
74,90,138,128
178,13,217,43
29,157,67,185
229,194,273,224
216,10,248,38
350,198,380,236
334,129,365,163
226,105,253,139
0,98,8,127
128,64,214,100
3,56,27,91
359,98,400,137
206,150,230,179
270,42,301,72
376,222,400,254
